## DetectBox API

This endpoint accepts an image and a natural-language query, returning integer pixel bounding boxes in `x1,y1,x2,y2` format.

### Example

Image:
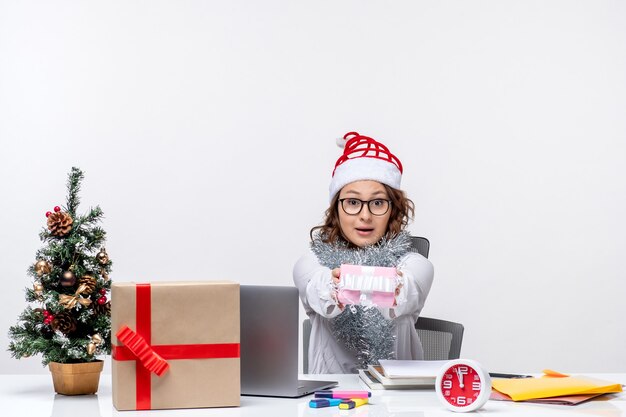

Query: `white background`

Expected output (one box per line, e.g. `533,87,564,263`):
1,0,625,375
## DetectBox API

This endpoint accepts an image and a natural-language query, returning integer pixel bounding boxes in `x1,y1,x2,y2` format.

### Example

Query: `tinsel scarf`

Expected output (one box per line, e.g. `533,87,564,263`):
310,231,412,369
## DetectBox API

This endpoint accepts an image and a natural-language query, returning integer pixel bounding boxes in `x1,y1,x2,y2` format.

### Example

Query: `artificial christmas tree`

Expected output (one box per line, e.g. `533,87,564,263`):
8,167,112,395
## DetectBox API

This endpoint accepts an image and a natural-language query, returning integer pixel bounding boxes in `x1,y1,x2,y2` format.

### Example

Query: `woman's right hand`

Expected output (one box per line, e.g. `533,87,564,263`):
331,268,344,310
331,268,341,285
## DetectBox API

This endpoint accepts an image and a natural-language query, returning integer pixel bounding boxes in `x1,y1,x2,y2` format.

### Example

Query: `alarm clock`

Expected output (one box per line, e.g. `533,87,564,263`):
435,359,491,412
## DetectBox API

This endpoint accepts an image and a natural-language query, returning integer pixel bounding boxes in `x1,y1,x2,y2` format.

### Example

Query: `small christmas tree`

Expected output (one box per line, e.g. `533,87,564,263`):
8,167,112,365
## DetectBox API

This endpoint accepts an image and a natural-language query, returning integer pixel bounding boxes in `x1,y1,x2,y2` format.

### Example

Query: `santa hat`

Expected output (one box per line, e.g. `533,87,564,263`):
329,132,403,202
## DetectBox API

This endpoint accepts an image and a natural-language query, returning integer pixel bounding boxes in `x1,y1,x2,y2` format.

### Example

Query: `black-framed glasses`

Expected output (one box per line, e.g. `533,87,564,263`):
338,198,391,216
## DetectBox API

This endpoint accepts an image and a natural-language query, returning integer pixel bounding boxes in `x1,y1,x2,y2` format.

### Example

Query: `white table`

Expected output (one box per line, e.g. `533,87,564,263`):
1,373,624,416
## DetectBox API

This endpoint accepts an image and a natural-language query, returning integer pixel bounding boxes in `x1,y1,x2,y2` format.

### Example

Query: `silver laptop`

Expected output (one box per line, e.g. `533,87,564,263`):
240,285,337,397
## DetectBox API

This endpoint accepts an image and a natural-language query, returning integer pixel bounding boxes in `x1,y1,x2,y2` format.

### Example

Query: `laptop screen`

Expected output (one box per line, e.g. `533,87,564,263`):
240,285,336,397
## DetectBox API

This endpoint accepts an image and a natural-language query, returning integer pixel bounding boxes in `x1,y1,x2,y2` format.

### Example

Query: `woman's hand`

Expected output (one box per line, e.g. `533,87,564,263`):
331,268,344,310
393,270,404,307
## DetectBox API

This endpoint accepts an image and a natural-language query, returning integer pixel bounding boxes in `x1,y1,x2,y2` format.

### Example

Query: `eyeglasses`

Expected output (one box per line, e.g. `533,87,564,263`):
338,198,391,216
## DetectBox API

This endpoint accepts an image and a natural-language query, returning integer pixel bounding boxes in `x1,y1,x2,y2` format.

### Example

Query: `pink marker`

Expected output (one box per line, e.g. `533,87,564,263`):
314,390,372,399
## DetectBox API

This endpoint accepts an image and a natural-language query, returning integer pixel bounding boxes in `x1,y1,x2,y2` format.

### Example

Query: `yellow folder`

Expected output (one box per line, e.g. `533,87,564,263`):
491,371,622,402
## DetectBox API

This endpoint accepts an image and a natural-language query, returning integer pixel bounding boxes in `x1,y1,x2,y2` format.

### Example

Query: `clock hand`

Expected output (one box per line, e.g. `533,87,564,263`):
455,368,464,388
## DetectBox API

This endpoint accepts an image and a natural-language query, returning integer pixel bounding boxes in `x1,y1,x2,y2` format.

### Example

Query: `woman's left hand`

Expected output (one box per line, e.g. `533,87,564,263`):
393,270,404,306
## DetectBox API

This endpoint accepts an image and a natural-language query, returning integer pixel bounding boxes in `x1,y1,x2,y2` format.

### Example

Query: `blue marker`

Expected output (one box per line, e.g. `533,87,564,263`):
309,398,344,408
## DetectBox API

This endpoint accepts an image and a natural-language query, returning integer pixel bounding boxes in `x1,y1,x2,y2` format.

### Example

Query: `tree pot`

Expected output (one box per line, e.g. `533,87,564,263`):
48,360,104,395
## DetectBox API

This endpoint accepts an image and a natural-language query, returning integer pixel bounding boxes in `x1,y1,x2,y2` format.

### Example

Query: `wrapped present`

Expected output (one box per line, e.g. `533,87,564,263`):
338,264,398,308
111,281,240,410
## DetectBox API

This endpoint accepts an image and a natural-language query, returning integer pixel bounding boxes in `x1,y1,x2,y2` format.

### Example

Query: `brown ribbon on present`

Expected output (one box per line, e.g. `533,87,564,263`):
59,284,92,309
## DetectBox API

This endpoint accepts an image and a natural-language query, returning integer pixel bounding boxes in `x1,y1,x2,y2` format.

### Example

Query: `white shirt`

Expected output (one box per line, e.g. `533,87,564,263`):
293,250,434,374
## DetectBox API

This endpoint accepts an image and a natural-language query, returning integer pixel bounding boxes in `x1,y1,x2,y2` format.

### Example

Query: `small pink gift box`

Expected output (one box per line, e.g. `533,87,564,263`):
337,264,397,308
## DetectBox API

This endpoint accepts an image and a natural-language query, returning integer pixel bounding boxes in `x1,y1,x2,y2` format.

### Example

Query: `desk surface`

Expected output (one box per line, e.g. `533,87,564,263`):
1,373,625,417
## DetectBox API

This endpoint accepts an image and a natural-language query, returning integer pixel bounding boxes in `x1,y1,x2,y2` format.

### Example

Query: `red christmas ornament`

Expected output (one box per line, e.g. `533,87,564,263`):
54,206,61,212
44,315,54,325
99,288,107,295
45,211,52,217
43,310,50,317
97,296,107,305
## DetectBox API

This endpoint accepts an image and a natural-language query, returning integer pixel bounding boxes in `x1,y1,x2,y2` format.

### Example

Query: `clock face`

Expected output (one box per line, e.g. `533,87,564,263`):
436,359,491,412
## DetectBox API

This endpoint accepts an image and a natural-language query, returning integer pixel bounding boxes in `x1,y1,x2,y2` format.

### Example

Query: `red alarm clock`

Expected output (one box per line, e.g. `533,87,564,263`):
435,359,491,412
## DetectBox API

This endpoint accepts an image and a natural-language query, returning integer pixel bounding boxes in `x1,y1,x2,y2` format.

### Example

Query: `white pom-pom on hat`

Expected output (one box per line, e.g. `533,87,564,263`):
336,131,360,149
328,132,403,202
336,137,347,148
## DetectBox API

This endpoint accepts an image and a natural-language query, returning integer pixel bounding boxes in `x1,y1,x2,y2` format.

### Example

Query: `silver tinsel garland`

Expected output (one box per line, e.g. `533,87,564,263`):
310,231,412,369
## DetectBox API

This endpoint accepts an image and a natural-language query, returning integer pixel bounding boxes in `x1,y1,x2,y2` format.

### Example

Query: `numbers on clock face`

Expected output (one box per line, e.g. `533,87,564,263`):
440,364,483,407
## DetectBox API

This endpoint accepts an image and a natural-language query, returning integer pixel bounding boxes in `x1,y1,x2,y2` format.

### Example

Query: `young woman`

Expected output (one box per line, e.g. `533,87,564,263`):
293,132,434,374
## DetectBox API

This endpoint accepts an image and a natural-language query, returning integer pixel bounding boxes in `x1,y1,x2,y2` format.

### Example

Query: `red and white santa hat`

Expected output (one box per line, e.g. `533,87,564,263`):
329,132,403,202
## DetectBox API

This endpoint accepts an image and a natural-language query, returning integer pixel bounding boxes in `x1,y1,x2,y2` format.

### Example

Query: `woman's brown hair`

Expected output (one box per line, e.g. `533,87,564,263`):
310,184,415,245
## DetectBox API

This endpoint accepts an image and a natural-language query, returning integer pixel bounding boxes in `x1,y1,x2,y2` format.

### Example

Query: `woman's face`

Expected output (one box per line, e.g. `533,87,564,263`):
337,180,392,247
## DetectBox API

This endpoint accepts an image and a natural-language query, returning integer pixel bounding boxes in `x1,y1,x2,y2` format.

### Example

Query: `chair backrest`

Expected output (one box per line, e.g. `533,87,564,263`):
409,236,430,258
414,316,464,361
301,235,464,372
302,318,312,374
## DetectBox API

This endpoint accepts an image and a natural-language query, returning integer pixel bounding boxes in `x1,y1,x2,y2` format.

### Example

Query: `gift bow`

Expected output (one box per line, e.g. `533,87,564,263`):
116,325,170,376
59,284,92,309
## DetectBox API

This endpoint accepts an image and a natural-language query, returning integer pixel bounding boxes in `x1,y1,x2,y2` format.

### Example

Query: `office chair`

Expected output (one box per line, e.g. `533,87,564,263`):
404,237,464,359
409,236,430,258
301,236,463,372
414,316,464,360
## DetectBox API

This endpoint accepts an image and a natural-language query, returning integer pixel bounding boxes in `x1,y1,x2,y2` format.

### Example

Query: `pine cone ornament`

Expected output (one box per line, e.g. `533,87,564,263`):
93,300,111,316
51,312,77,334
78,275,97,294
47,211,73,237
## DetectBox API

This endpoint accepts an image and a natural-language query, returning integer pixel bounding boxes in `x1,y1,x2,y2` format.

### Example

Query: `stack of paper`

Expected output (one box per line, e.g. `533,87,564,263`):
358,360,448,390
378,360,449,378
491,370,623,405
